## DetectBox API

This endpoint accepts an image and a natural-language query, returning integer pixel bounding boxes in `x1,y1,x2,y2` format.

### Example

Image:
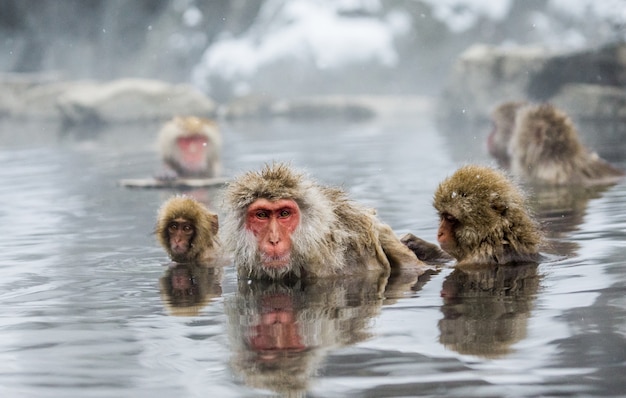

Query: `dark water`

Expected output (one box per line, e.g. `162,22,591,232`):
1,110,626,398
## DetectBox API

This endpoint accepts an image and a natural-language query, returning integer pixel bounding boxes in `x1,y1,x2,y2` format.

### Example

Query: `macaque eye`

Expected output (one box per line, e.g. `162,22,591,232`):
256,210,269,219
279,209,291,218
168,222,178,231
182,224,194,233
443,213,457,223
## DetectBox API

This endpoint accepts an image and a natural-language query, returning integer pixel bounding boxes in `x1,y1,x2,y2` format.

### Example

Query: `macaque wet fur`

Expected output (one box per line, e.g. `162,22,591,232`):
155,195,220,263
434,165,542,265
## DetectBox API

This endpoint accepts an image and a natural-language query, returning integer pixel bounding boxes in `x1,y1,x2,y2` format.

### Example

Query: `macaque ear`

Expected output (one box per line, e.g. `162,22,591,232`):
489,192,507,215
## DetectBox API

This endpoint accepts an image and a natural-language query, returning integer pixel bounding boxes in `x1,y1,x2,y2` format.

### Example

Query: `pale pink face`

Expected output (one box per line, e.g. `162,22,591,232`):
176,134,209,172
245,198,300,268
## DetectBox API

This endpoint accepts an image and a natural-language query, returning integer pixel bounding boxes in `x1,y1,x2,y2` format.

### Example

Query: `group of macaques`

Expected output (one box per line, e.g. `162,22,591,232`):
155,102,623,280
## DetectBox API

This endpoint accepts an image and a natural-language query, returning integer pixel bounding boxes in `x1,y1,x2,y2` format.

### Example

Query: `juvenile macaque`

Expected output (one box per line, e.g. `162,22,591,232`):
221,162,425,280
488,102,624,185
157,116,222,179
434,165,542,265
155,195,220,263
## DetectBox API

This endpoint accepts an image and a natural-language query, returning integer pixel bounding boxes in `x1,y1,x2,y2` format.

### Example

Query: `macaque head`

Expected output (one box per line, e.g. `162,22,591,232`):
158,116,222,177
433,165,540,263
156,196,219,263
487,101,527,168
222,163,336,279
510,103,583,164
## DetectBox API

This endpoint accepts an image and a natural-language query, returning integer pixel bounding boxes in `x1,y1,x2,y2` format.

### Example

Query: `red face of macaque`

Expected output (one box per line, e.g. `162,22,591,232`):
168,218,195,256
437,213,457,255
176,134,208,172
245,198,301,268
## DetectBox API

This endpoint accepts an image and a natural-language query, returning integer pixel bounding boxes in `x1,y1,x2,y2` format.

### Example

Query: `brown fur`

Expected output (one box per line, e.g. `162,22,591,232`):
155,195,220,263
488,101,528,168
221,162,424,280
433,165,542,265
400,233,453,264
506,103,624,185
157,116,222,178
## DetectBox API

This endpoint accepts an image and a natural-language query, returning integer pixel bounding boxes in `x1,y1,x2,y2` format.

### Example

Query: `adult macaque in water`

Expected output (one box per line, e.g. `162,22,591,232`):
488,102,624,185
221,162,425,280
434,165,542,265
157,116,222,179
155,195,220,263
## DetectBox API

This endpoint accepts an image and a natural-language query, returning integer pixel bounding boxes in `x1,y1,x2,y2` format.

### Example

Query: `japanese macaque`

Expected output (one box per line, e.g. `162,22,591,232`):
488,102,624,185
157,116,222,179
487,101,528,168
155,195,220,263
221,162,425,280
434,165,542,265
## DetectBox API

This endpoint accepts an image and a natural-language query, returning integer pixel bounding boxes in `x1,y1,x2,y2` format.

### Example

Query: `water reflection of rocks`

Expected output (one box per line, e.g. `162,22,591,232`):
225,271,430,396
439,262,540,358
159,263,223,316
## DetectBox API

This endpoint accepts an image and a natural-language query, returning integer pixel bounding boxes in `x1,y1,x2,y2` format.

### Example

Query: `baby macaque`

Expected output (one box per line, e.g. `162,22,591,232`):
433,165,542,265
488,102,624,185
157,116,222,179
221,162,425,280
155,195,220,263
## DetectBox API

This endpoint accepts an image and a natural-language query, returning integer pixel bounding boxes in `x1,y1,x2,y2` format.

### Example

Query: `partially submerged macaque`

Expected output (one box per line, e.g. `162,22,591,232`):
155,195,220,263
221,162,425,280
157,116,222,179
433,165,542,265
488,102,624,185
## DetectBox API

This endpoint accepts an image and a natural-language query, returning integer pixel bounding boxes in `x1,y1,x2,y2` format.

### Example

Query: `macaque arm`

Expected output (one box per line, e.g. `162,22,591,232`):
400,233,453,264
377,225,426,270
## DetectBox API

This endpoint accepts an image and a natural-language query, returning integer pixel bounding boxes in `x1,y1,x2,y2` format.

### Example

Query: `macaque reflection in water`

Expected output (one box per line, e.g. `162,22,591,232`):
159,263,223,316
439,262,540,358
225,274,388,395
